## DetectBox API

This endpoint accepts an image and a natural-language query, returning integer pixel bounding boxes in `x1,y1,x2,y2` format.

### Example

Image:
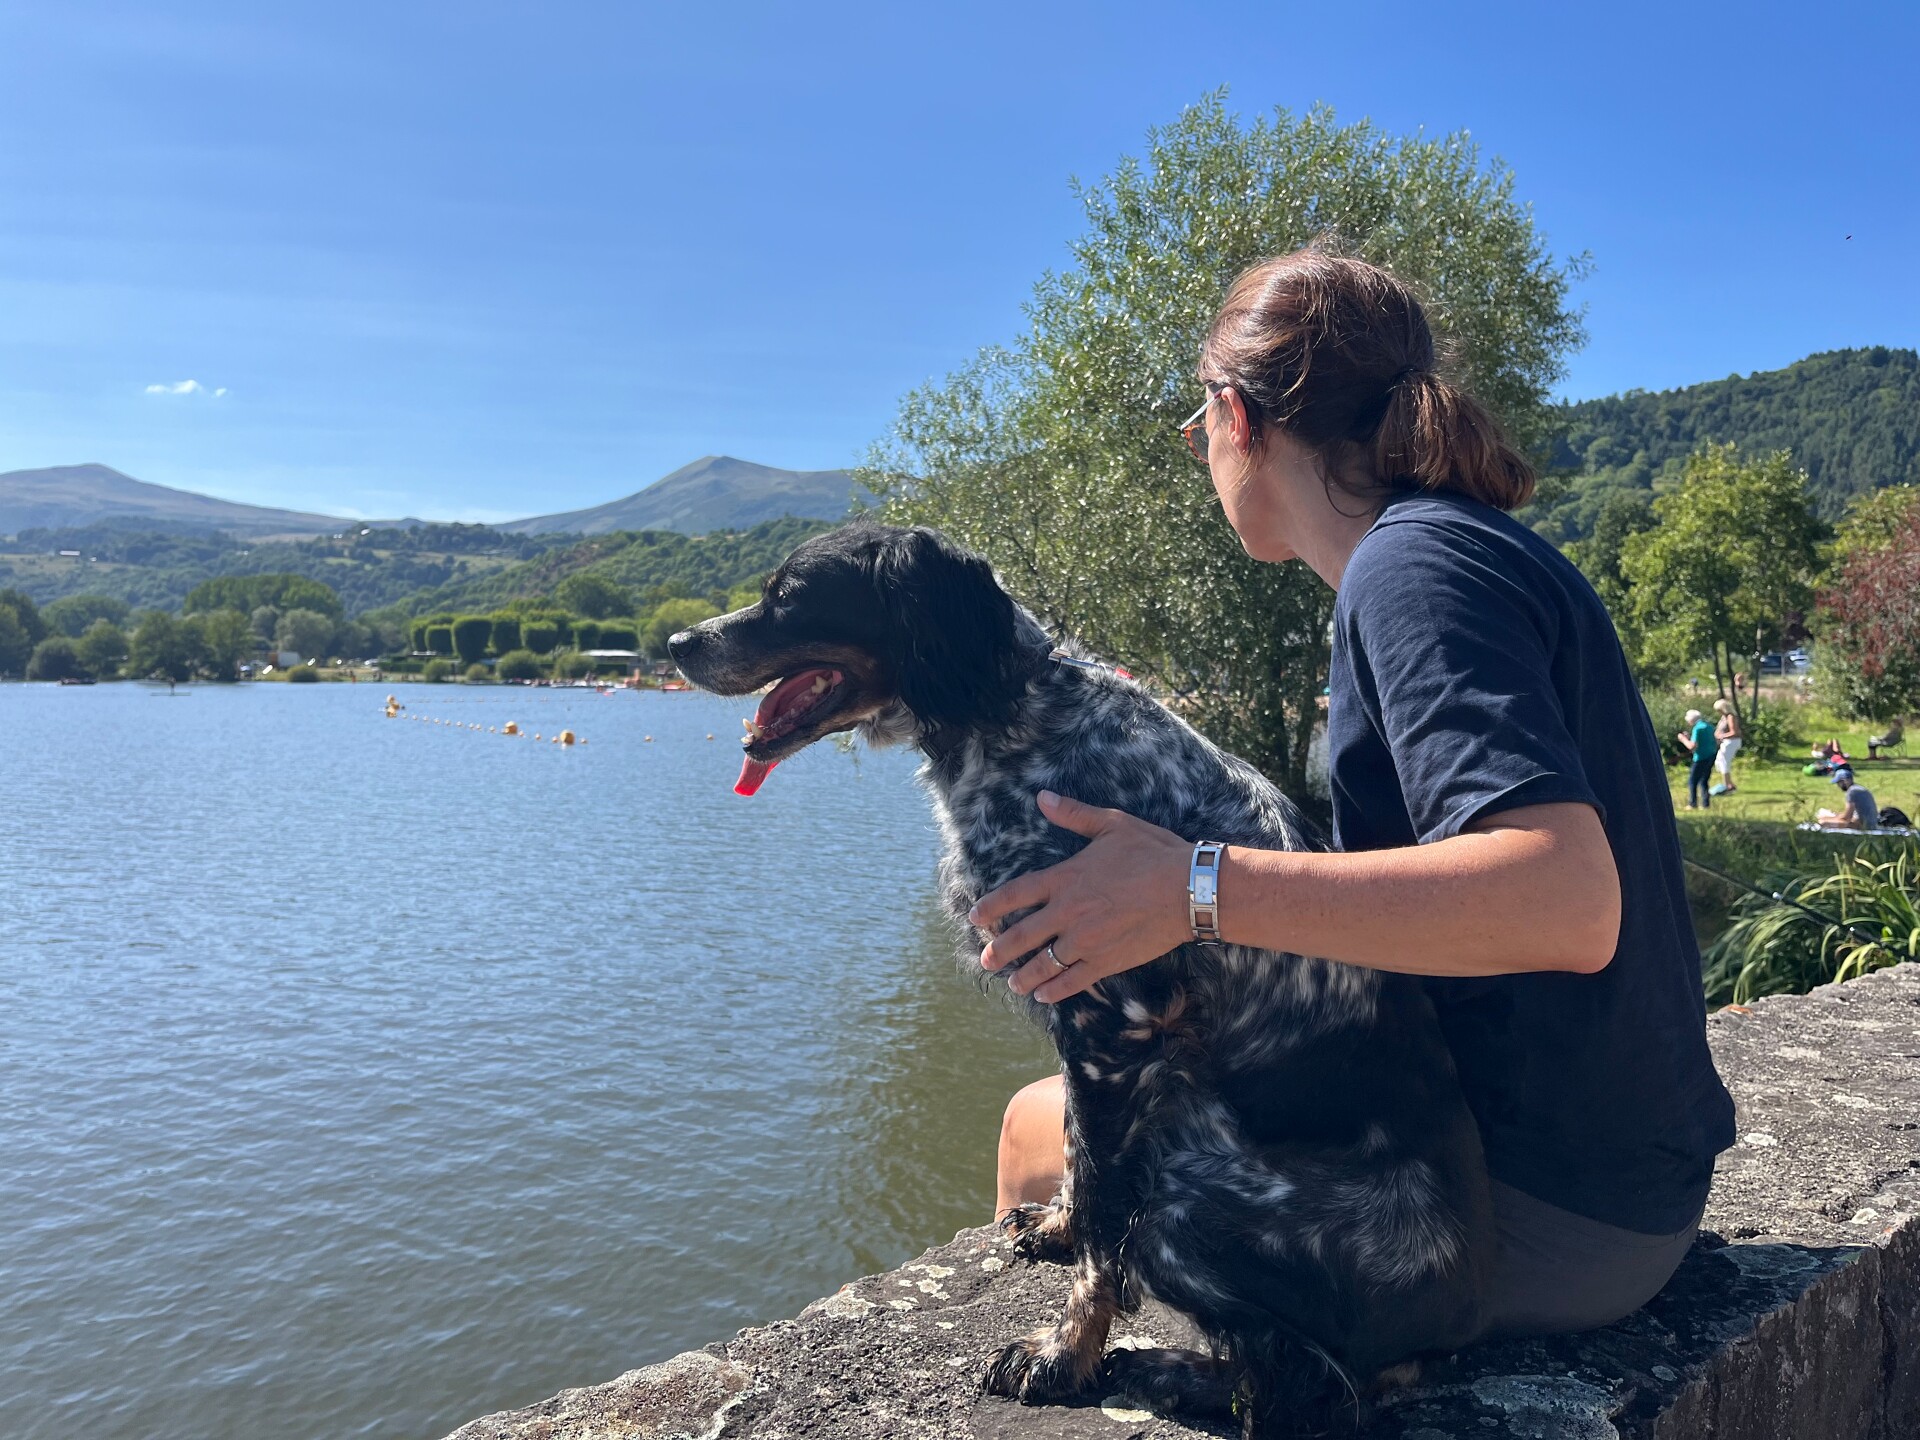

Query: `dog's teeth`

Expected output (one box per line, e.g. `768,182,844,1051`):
810,675,829,694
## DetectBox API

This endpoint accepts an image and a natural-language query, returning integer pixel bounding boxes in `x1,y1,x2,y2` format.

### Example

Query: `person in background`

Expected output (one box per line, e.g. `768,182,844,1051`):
1712,699,1742,794
1817,768,1882,831
1681,708,1717,809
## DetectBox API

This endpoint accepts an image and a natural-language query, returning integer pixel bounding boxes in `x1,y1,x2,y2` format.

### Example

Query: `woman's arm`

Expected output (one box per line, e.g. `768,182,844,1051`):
973,791,1621,1004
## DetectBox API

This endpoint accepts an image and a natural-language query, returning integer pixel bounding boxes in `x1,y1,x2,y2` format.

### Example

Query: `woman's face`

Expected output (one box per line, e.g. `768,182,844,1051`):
1203,388,1326,564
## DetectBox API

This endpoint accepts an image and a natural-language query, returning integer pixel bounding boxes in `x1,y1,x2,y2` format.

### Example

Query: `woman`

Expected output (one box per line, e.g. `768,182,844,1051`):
1680,708,1717,809
1713,698,1742,793
973,249,1734,1341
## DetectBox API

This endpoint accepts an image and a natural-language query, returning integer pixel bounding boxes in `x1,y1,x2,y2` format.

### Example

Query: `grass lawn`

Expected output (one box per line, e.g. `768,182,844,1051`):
1663,697,1920,826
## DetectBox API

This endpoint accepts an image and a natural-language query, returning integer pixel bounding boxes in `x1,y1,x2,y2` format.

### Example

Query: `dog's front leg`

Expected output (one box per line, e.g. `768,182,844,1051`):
983,1248,1121,1403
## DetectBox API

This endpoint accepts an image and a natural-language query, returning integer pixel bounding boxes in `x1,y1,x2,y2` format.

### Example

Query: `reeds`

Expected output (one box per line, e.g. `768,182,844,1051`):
1701,843,1920,1005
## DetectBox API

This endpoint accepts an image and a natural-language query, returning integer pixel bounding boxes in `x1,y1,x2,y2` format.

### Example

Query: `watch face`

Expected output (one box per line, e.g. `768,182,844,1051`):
1193,874,1217,905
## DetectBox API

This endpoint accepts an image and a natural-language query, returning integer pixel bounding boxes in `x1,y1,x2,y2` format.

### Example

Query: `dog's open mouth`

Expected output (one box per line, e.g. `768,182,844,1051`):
735,667,847,795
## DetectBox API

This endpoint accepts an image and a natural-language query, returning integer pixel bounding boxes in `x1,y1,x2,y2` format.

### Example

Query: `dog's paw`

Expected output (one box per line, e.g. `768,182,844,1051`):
981,1332,1094,1405
1101,1346,1235,1418
999,1201,1074,1262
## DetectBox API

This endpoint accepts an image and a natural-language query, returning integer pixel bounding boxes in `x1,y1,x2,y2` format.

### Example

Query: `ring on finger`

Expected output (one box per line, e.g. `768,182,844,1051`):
1043,941,1069,971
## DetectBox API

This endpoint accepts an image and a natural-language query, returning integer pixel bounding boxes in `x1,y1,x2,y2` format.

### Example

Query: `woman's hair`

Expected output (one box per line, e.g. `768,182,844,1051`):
1199,247,1535,510
1713,699,1732,714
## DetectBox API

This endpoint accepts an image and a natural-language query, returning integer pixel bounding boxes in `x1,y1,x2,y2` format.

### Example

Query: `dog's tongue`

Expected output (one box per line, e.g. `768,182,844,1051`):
735,755,777,796
732,668,837,797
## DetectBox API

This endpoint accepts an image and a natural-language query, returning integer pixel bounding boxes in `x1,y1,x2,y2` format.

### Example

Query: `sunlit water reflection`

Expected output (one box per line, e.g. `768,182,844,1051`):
0,682,1050,1439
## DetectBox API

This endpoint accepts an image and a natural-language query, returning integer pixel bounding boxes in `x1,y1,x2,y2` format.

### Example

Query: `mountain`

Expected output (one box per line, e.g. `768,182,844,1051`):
1527,347,1920,543
497,456,868,535
0,464,348,538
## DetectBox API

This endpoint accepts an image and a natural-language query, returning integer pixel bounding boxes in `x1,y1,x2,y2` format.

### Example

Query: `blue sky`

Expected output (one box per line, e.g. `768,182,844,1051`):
0,1,1913,523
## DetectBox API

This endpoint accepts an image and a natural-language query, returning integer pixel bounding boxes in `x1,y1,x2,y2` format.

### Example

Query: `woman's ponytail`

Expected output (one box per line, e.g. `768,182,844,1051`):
1373,370,1535,510
1201,247,1538,512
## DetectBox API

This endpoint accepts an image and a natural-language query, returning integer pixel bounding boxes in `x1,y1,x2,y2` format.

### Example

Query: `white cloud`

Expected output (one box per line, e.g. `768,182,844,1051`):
143,379,228,397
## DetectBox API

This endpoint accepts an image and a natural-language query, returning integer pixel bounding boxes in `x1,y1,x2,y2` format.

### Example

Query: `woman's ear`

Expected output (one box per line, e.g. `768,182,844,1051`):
871,528,1022,731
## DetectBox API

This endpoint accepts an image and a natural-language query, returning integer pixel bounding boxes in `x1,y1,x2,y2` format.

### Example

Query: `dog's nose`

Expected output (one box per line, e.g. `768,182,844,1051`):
666,629,700,662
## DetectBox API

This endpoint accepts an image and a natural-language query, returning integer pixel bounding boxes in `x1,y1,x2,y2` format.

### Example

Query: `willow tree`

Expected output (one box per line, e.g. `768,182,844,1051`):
861,95,1587,792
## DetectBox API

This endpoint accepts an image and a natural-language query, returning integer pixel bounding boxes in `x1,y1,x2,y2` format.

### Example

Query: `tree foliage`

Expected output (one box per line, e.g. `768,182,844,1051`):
553,572,633,620
1618,445,1825,707
184,572,342,619
643,598,720,659
277,608,337,661
862,95,1587,787
494,648,542,681
26,635,85,680
1818,487,1920,719
42,593,130,637
1525,346,1920,543
195,608,256,679
0,588,42,673
127,612,199,681
75,619,128,677
451,615,493,665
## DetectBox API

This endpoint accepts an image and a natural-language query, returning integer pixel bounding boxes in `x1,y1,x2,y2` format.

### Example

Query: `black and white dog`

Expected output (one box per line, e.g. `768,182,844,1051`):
669,522,1492,1435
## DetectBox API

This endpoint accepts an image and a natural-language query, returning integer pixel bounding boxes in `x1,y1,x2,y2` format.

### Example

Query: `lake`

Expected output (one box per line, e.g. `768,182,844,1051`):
0,681,1051,1440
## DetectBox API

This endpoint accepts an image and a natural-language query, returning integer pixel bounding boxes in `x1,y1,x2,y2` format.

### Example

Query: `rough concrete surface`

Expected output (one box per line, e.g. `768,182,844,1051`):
444,964,1920,1440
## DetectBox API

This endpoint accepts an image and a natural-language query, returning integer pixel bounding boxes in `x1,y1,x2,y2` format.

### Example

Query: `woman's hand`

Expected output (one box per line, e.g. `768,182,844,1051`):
970,790,1193,1003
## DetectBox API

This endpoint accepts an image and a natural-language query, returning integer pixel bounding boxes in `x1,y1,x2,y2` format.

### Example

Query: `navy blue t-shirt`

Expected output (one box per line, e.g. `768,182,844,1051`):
1328,491,1736,1234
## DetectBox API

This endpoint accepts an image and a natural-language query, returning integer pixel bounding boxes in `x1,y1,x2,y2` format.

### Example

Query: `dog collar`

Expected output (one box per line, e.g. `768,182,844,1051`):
1049,648,1133,680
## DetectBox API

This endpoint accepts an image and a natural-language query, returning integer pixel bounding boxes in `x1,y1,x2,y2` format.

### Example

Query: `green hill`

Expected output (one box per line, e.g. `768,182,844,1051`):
1525,346,1920,543
0,516,833,622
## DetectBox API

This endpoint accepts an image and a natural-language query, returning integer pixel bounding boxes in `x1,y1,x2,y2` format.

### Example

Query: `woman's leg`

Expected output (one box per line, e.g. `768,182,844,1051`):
1483,1181,1701,1338
996,1074,1066,1219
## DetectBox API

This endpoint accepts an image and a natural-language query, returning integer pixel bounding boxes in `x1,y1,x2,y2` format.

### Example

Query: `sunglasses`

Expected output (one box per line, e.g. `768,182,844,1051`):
1179,384,1229,465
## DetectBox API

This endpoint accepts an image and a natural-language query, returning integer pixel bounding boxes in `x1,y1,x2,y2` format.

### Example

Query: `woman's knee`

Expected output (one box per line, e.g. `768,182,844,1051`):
996,1075,1066,1214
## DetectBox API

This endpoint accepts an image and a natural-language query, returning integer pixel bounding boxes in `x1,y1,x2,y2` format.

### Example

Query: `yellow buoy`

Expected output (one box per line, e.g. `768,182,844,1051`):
503,721,519,735
559,730,575,746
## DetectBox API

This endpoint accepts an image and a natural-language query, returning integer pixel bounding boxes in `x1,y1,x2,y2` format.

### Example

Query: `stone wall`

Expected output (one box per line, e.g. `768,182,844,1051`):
443,963,1920,1439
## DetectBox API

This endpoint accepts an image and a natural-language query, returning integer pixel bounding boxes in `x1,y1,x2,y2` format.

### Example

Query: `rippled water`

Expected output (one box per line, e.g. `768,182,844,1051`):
0,682,1050,1440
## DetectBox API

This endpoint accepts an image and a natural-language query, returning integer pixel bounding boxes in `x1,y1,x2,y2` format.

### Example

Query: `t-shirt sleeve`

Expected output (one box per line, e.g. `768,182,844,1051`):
1339,519,1603,845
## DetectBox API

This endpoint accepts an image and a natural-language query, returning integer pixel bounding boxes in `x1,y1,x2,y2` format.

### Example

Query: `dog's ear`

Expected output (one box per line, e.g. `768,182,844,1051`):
870,527,1024,731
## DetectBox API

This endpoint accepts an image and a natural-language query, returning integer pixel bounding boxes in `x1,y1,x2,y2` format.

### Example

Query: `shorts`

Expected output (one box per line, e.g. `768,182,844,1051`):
1484,1180,1702,1338
1716,737,1742,774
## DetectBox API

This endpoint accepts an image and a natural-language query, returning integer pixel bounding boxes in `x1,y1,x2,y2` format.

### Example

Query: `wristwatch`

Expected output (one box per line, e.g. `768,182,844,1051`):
1189,841,1225,945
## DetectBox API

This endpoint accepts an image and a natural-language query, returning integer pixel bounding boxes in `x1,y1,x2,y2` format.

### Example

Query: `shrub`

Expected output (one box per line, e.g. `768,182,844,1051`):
26,635,85,681
1639,688,1697,766
1740,703,1797,761
521,619,560,654
489,614,521,655
494,649,542,681
571,619,603,650
451,616,493,665
423,624,454,656
552,650,596,679
597,622,638,650
464,663,491,683
1701,843,1919,1004
286,665,322,683
422,658,453,682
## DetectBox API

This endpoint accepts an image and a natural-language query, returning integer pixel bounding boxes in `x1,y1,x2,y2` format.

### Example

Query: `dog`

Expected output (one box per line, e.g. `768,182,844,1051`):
669,521,1493,1436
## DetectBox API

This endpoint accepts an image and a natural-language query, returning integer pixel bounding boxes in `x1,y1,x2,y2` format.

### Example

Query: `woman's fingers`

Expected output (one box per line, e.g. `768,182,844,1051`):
980,908,1061,973
969,868,1050,933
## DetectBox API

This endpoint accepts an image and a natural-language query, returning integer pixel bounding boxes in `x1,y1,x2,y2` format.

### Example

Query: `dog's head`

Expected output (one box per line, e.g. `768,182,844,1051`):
672,526,1044,794
668,522,1034,793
